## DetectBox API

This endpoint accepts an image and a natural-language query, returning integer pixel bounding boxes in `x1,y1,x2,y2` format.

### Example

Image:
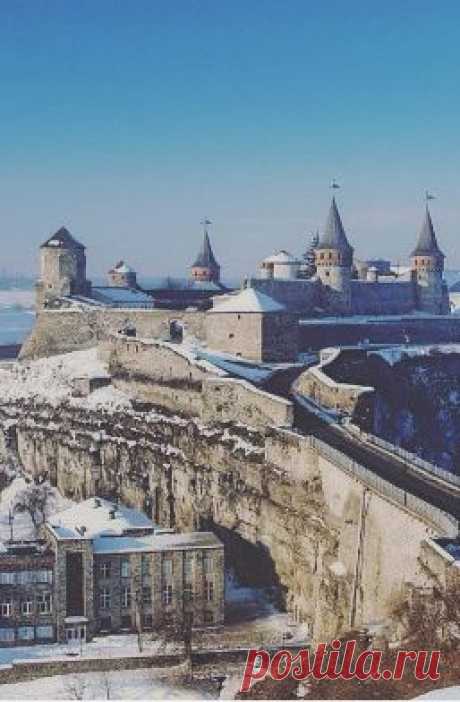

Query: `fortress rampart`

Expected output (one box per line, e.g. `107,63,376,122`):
105,334,294,430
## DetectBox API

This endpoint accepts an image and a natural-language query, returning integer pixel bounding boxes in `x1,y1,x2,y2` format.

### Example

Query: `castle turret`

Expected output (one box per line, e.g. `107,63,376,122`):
315,197,354,312
108,261,137,288
190,222,220,284
36,227,91,308
411,206,449,315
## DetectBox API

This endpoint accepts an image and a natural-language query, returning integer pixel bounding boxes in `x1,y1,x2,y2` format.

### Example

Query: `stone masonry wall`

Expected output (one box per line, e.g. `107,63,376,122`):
106,336,294,429
293,365,375,415
20,308,206,360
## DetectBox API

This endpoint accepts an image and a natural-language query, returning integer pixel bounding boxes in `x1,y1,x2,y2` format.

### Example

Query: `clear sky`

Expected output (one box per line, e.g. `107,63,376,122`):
1,0,459,279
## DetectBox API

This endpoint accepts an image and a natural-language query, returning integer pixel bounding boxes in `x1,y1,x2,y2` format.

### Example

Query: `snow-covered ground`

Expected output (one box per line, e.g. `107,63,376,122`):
0,348,130,410
0,633,179,666
415,687,460,700
372,343,460,366
0,668,210,700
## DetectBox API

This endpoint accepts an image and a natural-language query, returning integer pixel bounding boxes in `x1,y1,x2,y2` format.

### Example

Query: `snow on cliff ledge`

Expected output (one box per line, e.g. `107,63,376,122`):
0,348,131,410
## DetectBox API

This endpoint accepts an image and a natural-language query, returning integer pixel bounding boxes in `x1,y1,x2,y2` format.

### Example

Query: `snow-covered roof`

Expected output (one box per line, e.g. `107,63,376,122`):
209,287,285,314
261,250,300,265
47,497,156,540
93,530,222,554
90,287,154,308
110,261,135,274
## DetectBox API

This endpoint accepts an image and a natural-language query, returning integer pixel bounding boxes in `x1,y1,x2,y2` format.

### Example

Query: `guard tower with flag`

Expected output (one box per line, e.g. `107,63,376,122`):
190,220,221,284
315,196,354,313
411,202,449,315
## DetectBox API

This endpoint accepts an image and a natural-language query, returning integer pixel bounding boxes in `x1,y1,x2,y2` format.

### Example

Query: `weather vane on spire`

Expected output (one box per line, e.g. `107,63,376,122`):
425,190,435,202
201,218,212,234
330,179,340,190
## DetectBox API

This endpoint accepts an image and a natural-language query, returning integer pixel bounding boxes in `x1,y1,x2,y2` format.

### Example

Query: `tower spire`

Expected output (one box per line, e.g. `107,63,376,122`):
317,196,354,264
190,219,221,283
411,204,444,258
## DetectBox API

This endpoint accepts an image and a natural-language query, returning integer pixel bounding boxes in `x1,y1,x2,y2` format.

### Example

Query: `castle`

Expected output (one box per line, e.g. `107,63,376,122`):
36,221,228,312
24,196,455,364
252,197,449,317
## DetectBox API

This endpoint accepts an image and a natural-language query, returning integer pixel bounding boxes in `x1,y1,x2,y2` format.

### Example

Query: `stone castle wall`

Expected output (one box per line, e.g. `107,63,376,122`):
20,308,207,360
106,335,294,429
350,280,415,315
293,364,375,416
300,315,460,351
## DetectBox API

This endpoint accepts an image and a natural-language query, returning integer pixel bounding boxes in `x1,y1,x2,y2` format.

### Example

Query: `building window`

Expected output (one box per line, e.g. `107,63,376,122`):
0,600,12,618
0,628,14,642
99,588,111,610
142,613,153,629
99,562,111,579
184,583,193,602
16,570,30,584
141,556,150,578
162,585,173,606
122,586,131,609
17,626,35,641
38,592,52,615
204,610,214,624
184,556,194,579
121,559,130,578
35,570,53,584
205,580,214,602
36,625,53,639
162,558,172,579
0,572,15,585
204,555,214,574
21,599,33,616
142,586,151,605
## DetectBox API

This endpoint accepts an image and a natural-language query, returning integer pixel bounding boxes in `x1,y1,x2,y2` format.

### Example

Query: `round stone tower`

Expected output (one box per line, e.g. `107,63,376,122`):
411,206,448,315
315,197,354,313
36,227,91,308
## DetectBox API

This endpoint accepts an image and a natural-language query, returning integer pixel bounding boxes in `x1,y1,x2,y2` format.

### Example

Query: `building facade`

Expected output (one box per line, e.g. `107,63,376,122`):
0,498,224,646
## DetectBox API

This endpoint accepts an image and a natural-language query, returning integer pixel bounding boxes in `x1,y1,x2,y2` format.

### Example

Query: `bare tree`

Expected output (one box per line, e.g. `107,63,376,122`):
99,672,112,700
14,482,53,534
64,674,87,700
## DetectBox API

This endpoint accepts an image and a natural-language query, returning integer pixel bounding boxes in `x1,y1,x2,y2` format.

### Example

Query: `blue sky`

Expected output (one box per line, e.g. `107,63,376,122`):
1,0,459,278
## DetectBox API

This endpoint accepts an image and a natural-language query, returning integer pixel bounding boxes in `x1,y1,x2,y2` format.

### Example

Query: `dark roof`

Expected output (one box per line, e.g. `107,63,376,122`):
317,197,354,260
192,231,219,269
41,227,85,250
411,206,444,258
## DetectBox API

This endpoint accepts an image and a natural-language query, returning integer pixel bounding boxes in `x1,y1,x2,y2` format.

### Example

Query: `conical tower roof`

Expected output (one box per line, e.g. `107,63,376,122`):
317,197,353,260
192,230,219,269
41,226,85,250
411,206,444,258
